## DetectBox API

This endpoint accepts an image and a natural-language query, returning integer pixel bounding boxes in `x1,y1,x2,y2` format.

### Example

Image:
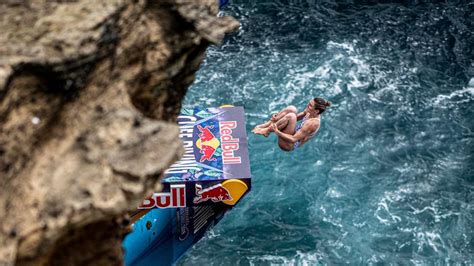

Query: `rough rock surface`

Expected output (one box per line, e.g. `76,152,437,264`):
0,0,239,265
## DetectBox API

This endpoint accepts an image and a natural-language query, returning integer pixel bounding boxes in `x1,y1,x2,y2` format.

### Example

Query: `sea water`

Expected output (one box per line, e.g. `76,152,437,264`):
179,1,473,264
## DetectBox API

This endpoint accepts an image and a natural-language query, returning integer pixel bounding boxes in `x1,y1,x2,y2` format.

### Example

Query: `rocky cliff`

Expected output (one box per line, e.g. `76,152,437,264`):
0,0,238,265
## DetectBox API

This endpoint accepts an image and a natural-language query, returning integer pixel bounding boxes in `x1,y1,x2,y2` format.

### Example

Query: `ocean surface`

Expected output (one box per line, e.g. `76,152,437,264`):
179,1,473,264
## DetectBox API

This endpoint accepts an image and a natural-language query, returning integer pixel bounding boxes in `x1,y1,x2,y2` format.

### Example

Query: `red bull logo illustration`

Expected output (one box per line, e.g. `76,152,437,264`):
196,125,220,162
199,145,216,162
138,184,186,209
219,121,242,164
197,125,215,141
193,183,233,204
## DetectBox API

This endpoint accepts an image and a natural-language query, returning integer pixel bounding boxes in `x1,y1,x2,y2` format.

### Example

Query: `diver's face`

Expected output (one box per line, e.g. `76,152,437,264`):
306,100,315,112
306,100,320,115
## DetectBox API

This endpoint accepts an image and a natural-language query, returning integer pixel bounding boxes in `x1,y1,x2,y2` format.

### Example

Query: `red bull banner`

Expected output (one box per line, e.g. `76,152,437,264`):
123,107,252,266
138,106,251,209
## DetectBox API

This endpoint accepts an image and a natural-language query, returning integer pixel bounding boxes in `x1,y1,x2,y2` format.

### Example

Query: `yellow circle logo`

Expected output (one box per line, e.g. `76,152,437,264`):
221,179,249,206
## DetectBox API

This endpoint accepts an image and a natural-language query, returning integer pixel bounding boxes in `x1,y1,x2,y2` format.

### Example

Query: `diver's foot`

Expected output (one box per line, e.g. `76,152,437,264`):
252,127,270,137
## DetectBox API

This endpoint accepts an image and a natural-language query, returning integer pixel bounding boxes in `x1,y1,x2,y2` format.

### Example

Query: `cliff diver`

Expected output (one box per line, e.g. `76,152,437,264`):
252,97,331,151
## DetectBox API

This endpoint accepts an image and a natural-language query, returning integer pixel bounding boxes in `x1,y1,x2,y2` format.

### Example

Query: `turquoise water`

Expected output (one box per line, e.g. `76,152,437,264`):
179,1,473,264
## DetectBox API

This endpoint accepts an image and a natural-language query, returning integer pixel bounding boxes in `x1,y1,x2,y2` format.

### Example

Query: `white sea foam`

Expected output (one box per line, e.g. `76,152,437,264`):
327,41,355,52
468,77,474,87
314,160,324,166
415,231,444,253
326,187,343,198
432,86,474,107
248,250,321,266
375,189,408,225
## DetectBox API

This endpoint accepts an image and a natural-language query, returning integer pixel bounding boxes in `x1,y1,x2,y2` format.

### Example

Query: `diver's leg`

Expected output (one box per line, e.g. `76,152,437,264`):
277,112,297,134
277,113,298,151
253,105,297,129
270,105,297,123
254,112,297,137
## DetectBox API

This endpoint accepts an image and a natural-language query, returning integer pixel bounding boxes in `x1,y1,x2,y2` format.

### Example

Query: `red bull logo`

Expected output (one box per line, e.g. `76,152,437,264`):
199,145,216,162
193,183,233,204
196,125,220,162
197,125,215,141
219,121,241,164
138,184,186,209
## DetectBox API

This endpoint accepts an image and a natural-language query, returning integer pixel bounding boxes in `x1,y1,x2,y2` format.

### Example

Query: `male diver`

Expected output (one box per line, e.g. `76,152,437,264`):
252,97,331,151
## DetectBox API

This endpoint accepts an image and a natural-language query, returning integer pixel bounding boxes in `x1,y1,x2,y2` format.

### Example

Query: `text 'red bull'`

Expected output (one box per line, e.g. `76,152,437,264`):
138,184,186,209
193,183,233,204
220,121,241,164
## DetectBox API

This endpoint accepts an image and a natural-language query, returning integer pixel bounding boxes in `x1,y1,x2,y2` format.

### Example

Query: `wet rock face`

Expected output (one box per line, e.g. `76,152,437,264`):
0,0,239,265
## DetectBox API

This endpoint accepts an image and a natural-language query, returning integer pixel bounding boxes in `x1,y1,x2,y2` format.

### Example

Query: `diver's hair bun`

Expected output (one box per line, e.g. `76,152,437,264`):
313,97,331,113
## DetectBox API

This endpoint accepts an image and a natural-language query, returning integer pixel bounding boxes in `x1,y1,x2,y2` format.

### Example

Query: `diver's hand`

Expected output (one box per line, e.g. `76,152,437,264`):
271,123,281,136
